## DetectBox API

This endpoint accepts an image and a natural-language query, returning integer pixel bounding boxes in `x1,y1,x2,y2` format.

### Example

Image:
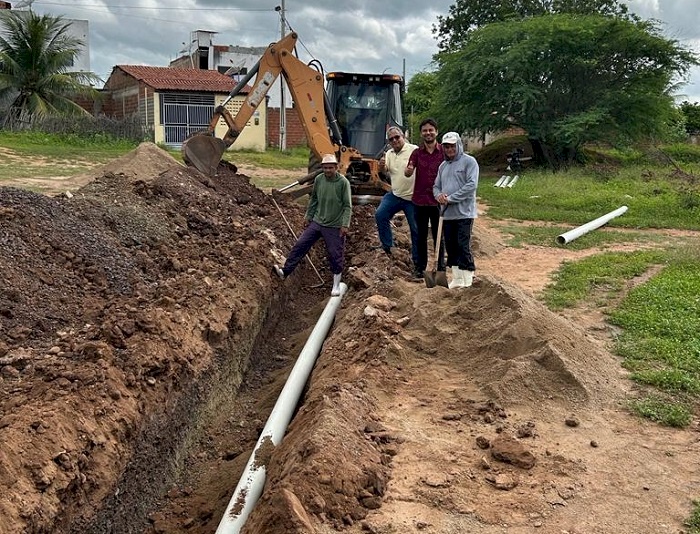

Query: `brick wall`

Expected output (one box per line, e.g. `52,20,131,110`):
267,106,307,148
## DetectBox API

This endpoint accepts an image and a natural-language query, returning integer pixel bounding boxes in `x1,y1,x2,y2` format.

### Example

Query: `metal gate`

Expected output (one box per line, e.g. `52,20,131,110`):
160,93,215,147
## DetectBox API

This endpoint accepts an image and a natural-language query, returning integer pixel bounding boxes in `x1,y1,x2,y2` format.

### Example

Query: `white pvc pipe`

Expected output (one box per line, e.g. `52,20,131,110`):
494,175,507,187
215,283,348,534
507,175,519,188
500,176,512,188
556,206,628,244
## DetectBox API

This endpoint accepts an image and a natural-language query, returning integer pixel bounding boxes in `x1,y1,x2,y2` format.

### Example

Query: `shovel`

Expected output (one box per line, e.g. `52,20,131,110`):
271,197,325,288
424,206,449,288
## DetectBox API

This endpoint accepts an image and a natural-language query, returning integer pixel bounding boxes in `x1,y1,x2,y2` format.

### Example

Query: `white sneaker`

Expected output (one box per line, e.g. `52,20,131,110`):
273,264,285,280
331,273,342,296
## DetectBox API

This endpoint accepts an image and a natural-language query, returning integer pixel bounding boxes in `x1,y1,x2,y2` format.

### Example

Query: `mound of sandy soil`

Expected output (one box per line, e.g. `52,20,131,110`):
97,142,182,181
1,143,696,534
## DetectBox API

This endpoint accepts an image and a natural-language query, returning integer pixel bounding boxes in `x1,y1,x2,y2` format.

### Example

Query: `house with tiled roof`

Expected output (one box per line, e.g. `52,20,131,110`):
102,65,266,150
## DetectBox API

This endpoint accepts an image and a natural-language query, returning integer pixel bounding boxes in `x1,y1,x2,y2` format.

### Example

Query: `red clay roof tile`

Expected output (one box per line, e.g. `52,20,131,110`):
115,65,242,93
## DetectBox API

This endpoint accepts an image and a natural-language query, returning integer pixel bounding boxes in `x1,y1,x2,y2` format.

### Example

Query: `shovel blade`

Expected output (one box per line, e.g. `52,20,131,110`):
424,270,449,289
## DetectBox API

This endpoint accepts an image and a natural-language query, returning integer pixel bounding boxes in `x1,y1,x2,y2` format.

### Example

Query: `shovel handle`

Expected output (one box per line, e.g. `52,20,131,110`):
431,204,447,271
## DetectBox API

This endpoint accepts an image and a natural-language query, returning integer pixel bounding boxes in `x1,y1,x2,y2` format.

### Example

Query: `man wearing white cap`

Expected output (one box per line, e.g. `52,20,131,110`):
274,154,352,296
433,132,478,288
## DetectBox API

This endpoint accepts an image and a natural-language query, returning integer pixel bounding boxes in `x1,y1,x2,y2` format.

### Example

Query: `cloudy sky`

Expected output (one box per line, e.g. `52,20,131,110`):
28,0,700,103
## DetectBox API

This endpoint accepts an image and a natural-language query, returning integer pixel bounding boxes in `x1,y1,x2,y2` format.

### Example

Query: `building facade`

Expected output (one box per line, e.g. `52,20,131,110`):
102,65,266,151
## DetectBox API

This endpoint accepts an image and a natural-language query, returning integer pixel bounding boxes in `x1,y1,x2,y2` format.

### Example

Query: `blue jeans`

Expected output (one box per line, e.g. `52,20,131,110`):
375,192,419,268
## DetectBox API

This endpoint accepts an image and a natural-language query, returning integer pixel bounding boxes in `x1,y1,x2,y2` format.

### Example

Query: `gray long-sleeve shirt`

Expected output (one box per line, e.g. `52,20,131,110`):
433,141,479,220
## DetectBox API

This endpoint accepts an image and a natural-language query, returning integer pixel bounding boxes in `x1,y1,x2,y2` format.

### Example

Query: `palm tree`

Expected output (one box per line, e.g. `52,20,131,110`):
0,10,101,127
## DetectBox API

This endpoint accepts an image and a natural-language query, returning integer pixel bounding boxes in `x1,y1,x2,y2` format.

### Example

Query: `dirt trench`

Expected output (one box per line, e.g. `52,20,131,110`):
1,143,698,534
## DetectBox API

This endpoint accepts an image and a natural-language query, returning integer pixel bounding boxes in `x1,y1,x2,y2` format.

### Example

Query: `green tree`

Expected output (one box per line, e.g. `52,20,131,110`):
403,71,439,142
434,0,633,53
0,10,100,127
679,101,700,135
434,14,698,167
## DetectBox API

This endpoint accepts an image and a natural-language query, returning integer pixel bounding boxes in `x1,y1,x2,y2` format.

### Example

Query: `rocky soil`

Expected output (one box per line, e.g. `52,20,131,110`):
1,143,698,534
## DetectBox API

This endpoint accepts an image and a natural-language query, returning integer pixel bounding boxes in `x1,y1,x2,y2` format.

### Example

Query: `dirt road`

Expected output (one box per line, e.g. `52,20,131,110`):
1,143,698,534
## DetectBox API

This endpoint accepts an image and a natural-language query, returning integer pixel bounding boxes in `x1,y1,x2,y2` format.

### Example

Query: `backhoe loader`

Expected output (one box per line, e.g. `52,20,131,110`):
181,32,405,200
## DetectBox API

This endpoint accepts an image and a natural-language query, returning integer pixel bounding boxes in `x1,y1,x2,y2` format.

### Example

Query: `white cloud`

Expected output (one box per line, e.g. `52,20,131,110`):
26,0,700,102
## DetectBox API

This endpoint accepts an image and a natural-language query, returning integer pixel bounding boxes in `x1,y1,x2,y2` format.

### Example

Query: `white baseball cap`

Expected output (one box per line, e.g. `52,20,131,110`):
321,154,338,164
441,132,460,145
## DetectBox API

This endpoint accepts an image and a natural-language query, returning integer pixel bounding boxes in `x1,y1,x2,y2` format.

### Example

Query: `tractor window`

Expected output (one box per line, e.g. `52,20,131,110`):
334,84,391,156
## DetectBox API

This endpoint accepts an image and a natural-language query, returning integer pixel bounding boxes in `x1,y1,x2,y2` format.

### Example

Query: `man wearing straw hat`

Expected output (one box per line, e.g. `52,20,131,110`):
274,154,352,296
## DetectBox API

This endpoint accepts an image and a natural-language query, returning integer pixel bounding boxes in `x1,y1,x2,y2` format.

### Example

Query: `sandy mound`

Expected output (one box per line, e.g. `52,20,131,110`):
67,142,183,188
100,142,183,180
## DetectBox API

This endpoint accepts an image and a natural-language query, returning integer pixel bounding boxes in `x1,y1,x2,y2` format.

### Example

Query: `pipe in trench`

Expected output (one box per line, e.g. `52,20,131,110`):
214,282,349,534
556,205,628,245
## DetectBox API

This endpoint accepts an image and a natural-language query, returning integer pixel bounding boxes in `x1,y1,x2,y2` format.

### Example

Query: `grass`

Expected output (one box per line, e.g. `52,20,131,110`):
609,257,700,405
542,242,700,427
497,223,662,250
541,249,667,309
221,146,309,170
627,396,692,428
0,131,138,182
687,501,700,533
478,165,700,230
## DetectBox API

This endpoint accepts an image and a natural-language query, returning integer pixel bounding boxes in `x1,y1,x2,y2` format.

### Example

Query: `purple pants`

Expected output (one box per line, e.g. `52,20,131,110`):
282,221,346,276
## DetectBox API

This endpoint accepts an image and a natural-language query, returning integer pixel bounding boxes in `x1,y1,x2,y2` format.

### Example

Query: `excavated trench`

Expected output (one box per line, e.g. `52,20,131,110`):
80,279,328,534
0,144,402,534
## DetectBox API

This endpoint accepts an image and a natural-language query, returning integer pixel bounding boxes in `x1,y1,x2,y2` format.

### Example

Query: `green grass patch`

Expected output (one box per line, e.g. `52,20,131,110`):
686,501,700,533
609,259,700,402
498,223,658,249
541,250,666,309
478,165,700,230
628,395,692,427
0,130,137,156
222,146,309,170
0,131,138,183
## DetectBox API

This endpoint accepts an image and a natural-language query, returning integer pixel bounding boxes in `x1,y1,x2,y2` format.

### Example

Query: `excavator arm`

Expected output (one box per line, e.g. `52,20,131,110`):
182,32,390,199
183,32,339,176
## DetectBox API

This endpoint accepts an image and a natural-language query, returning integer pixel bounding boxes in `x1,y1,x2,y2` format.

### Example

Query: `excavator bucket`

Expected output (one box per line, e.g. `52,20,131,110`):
182,135,227,177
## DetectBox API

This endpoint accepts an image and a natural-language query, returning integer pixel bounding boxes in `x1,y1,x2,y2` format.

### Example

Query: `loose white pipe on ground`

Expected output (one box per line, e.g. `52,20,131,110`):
494,175,507,187
556,206,628,245
214,283,348,534
507,175,519,188
500,176,512,188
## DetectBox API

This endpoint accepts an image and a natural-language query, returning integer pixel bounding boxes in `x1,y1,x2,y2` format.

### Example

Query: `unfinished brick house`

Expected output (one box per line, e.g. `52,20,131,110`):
100,65,267,150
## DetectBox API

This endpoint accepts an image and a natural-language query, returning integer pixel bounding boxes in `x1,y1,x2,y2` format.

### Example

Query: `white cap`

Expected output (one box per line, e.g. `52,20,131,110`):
441,132,460,145
321,153,338,165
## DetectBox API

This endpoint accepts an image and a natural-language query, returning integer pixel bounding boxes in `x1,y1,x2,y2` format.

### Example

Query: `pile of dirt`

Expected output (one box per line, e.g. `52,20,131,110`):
241,274,625,532
0,145,316,533
68,142,182,186
2,142,689,534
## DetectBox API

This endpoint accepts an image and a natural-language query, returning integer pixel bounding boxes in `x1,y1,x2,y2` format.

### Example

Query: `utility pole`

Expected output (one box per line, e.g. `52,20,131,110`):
278,1,287,151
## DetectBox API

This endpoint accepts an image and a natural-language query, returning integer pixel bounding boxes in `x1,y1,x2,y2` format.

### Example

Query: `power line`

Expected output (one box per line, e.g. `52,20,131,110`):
36,2,275,11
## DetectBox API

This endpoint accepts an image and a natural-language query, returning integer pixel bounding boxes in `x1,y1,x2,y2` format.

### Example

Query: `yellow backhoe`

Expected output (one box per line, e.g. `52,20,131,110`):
181,32,405,200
